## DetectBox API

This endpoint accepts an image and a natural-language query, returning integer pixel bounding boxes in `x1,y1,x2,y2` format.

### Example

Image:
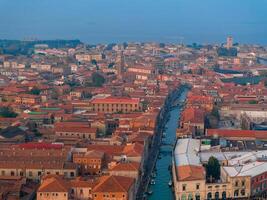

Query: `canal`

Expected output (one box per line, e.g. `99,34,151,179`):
148,88,188,200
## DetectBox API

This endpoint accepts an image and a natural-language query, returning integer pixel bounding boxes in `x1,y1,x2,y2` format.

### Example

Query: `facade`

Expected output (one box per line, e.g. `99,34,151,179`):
15,94,41,104
0,143,77,181
73,150,105,175
93,175,135,200
55,122,97,140
172,139,256,200
91,97,141,113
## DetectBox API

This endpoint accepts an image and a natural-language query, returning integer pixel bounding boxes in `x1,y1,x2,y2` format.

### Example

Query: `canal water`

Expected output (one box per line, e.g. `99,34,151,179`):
148,89,188,200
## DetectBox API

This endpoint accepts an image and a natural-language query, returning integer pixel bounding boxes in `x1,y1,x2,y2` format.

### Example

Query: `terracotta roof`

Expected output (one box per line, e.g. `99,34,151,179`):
91,97,140,104
55,126,97,134
93,175,134,193
74,150,104,159
70,178,95,188
177,165,205,181
109,162,140,171
38,176,69,192
207,129,267,139
123,143,144,157
18,142,63,149
86,145,124,156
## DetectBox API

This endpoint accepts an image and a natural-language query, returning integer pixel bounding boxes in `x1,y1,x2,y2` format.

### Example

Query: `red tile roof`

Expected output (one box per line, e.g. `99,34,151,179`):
177,165,205,181
207,129,267,140
91,97,140,104
93,175,134,193
18,142,63,149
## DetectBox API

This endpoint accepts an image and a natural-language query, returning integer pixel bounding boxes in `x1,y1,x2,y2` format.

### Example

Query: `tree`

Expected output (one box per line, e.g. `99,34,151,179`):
248,100,257,104
108,62,115,68
0,107,18,118
85,72,105,87
211,106,220,120
206,156,220,182
91,59,97,65
29,87,41,95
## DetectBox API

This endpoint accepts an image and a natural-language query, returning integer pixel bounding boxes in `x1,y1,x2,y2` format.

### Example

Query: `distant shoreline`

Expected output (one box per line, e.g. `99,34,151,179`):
0,39,266,47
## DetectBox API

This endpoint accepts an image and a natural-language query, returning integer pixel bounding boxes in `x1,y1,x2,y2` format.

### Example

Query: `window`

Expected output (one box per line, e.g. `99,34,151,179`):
20,171,23,176
242,180,245,186
11,171,15,176
241,189,245,196
1,171,5,176
235,181,239,187
196,184,200,190
195,194,200,200
207,192,212,200
29,171,33,177
182,184,186,191
188,193,193,200
222,191,226,200
215,192,219,200
234,190,239,197
40,193,42,196
70,172,75,177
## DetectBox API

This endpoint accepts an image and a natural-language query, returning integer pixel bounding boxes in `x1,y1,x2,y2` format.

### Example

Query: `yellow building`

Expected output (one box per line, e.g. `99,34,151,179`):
91,97,141,113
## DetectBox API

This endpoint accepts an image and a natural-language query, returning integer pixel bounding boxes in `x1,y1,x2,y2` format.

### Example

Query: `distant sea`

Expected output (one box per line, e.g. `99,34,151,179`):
0,0,267,45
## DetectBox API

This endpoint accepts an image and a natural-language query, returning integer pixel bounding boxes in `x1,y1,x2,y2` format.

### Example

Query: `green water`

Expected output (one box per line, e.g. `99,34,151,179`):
148,89,188,200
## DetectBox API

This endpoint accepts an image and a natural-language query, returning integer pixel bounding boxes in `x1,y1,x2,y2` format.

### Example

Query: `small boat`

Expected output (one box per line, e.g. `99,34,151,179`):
151,173,157,178
162,132,166,138
150,179,156,185
168,180,172,187
147,190,153,195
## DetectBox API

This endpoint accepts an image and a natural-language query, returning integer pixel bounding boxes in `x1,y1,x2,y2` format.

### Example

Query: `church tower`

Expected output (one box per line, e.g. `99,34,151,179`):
116,50,124,80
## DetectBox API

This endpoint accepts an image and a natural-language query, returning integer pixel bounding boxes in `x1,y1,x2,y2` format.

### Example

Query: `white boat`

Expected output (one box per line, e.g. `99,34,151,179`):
147,190,153,195
150,179,156,185
151,173,157,178
168,180,172,187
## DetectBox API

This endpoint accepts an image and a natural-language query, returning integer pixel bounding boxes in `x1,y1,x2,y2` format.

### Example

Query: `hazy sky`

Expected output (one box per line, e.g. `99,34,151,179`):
0,0,266,44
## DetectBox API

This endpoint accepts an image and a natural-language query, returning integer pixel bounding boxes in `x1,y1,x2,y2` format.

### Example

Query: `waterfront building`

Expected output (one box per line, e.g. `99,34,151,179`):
172,138,267,200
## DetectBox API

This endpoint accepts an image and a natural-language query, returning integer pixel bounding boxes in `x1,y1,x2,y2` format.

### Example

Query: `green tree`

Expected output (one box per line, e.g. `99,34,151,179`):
108,62,115,68
91,59,97,65
248,100,257,104
206,156,220,182
211,106,220,120
29,87,41,95
85,72,105,87
0,107,18,118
